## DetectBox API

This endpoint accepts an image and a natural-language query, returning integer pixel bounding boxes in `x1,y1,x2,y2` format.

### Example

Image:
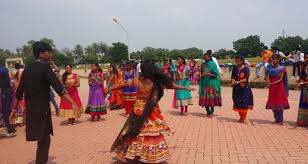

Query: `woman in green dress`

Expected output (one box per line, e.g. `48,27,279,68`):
199,52,222,117
172,56,193,115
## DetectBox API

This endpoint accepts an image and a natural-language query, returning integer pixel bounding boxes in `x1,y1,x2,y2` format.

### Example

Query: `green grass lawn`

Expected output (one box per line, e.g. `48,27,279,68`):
218,57,261,64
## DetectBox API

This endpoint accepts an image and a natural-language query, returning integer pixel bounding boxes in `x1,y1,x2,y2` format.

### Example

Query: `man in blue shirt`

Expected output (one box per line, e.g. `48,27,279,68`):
0,60,16,137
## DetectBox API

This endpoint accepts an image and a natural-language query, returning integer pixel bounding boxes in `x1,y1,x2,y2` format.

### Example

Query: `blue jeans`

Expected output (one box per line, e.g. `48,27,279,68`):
50,90,59,113
255,62,269,77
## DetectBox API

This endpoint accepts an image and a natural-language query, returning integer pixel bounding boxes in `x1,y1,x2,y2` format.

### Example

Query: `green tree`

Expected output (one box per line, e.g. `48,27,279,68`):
271,36,303,53
80,54,99,64
130,51,143,60
53,50,74,66
233,35,264,57
72,44,84,64
141,47,169,61
110,42,128,63
168,49,183,59
212,49,236,59
0,49,15,64
182,47,203,59
301,39,308,53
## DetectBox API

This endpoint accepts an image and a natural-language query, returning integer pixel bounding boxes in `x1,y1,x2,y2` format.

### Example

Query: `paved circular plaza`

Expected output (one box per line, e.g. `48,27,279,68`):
1,79,307,164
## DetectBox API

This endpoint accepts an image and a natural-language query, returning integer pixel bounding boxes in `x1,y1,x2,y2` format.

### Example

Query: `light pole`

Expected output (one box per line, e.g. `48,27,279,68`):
112,17,130,60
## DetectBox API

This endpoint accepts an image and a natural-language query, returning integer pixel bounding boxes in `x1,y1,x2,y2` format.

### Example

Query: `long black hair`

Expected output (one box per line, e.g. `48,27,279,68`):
111,64,118,77
141,60,173,101
111,60,173,151
177,56,186,65
14,63,21,79
95,63,102,72
62,64,72,84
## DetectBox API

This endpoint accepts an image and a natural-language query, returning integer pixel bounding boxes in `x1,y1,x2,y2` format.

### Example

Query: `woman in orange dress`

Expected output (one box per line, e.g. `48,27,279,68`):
59,64,83,125
108,60,193,163
109,64,123,110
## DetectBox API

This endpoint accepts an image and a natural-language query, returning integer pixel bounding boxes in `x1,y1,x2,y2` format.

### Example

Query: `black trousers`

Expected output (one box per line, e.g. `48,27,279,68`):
2,111,16,133
0,88,15,133
36,126,51,164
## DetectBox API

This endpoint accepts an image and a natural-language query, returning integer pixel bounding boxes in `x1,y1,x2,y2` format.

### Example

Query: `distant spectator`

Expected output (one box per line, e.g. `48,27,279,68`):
287,48,304,79
255,46,272,80
206,50,222,75
272,46,286,58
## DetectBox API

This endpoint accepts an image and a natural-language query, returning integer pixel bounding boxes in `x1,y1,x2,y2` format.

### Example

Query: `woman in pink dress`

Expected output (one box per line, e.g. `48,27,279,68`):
191,61,200,85
266,54,290,125
11,63,25,126
59,64,83,125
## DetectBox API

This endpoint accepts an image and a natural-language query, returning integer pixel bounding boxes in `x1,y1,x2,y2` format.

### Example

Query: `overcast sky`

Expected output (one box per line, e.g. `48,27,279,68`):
1,0,308,52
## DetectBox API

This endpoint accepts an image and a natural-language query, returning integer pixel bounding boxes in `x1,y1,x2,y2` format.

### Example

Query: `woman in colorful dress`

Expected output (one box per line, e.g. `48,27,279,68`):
191,61,200,85
86,63,107,121
10,63,25,126
296,53,308,126
173,56,193,115
0,89,4,131
266,54,290,125
231,56,254,124
199,52,222,118
122,61,138,115
169,59,177,81
108,60,193,163
163,60,171,77
109,64,123,110
59,64,83,125
188,58,195,82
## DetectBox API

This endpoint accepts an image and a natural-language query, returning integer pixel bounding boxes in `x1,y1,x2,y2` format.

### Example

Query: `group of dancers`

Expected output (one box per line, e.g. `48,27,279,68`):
1,41,308,163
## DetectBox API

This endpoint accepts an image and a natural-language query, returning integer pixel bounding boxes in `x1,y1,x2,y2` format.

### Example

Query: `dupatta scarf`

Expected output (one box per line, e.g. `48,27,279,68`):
267,64,289,96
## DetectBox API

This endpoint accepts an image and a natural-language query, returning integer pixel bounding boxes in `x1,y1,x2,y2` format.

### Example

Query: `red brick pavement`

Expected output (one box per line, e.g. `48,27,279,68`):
0,79,308,164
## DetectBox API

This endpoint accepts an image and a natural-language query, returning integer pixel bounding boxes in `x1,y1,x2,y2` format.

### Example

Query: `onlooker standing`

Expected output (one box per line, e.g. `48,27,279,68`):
169,59,177,81
10,41,79,164
255,46,272,79
265,54,289,125
206,50,222,76
231,56,254,124
0,61,16,137
297,53,308,126
272,46,286,58
289,48,304,79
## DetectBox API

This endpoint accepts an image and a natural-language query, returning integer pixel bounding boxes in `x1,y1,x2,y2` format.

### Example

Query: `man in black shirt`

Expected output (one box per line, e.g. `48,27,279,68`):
10,41,78,164
0,60,16,137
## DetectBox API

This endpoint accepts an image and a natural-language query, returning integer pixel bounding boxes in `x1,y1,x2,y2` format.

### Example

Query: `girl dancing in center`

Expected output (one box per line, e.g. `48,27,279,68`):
108,60,193,163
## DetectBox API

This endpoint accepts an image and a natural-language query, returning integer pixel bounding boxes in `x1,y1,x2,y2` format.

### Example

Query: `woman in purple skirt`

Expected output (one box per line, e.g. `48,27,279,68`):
85,63,107,121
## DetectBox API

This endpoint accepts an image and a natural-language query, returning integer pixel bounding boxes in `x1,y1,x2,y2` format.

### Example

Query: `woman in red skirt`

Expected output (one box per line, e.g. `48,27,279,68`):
266,54,290,125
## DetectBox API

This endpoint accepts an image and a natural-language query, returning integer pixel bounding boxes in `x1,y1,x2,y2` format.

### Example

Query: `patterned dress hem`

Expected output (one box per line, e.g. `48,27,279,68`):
114,139,169,164
59,108,83,119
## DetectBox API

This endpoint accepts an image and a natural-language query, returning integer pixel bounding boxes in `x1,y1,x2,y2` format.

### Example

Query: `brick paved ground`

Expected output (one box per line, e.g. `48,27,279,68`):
1,78,308,164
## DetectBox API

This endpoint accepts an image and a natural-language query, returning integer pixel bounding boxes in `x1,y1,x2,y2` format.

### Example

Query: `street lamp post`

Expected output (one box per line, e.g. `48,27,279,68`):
112,17,130,60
